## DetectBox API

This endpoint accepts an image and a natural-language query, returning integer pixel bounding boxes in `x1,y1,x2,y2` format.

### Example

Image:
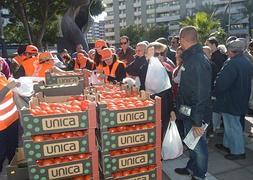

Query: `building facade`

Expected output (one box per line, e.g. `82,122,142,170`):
87,20,105,43
104,0,249,45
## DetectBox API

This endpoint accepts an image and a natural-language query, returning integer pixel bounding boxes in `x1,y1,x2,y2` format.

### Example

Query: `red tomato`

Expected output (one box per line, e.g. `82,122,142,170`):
76,95,83,101
33,135,44,142
54,158,62,164
113,172,123,178
139,167,148,173
36,160,43,166
130,169,139,175
109,128,118,133
42,159,54,166
117,126,126,132
39,102,49,110
130,147,139,152
75,131,85,137
78,153,88,159
64,132,74,138
122,170,131,176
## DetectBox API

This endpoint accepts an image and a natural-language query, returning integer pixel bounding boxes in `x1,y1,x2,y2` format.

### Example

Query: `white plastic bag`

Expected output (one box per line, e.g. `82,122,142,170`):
145,57,171,94
162,121,183,160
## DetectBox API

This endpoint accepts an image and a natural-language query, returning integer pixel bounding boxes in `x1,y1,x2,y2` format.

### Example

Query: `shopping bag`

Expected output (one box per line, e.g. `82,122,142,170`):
162,121,183,160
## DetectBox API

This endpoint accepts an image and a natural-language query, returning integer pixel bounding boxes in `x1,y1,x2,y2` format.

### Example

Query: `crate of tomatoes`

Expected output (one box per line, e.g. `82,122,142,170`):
21,95,97,136
99,144,158,178
97,92,160,129
103,164,162,180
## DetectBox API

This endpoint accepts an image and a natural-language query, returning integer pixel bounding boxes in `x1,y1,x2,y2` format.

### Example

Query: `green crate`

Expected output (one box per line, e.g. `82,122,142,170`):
98,104,156,129
98,128,156,153
24,135,90,165
21,109,89,136
27,158,93,180
100,149,157,177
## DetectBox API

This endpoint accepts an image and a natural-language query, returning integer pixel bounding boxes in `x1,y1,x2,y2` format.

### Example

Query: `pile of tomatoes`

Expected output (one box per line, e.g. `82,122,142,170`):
36,153,90,167
71,175,91,180
110,144,155,156
108,123,155,133
112,164,157,178
32,130,86,142
29,96,90,116
102,97,154,110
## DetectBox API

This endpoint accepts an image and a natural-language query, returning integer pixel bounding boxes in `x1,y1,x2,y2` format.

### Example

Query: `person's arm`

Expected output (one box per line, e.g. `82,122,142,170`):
213,60,237,96
125,57,143,76
13,65,25,79
190,62,212,127
0,81,19,102
107,63,126,82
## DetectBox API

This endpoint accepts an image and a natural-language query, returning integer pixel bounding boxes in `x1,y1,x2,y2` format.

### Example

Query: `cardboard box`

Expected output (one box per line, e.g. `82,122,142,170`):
27,157,93,180
102,166,162,180
21,97,97,136
97,127,157,153
97,102,157,129
100,149,157,178
45,70,88,86
33,80,85,97
23,130,96,165
6,148,29,180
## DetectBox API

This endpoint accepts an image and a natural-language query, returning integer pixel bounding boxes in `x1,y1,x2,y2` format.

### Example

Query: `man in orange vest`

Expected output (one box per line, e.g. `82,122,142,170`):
14,45,39,78
12,45,28,66
32,51,55,77
100,48,126,83
0,73,20,173
75,52,94,70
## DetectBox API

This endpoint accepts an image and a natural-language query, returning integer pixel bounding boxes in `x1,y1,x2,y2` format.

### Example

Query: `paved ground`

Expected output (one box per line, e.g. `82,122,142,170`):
1,117,253,180
162,116,253,180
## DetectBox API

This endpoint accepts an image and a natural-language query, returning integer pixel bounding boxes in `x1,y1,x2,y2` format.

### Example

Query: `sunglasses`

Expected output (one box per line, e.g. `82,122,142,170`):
120,42,127,45
154,52,165,57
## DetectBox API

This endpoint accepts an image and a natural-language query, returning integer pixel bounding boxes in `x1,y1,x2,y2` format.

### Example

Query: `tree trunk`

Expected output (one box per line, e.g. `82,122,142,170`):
15,2,33,44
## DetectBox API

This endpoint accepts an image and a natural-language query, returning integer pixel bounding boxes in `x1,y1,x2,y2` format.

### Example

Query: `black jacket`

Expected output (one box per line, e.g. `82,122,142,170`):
213,53,253,115
211,50,227,72
126,56,147,76
177,44,212,126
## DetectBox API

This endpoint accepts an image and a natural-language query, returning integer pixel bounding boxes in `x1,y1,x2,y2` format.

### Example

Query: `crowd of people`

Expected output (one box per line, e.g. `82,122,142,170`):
1,25,253,180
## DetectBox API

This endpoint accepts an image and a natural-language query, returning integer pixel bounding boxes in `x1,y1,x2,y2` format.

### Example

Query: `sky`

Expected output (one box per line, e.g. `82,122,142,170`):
94,12,107,22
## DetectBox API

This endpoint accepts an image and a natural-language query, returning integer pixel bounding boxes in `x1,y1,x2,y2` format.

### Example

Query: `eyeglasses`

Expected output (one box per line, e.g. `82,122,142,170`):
120,42,127,45
154,52,165,57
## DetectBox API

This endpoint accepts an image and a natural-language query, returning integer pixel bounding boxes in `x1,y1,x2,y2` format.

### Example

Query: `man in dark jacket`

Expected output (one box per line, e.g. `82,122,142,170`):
116,36,135,65
205,36,227,72
214,39,253,160
174,26,212,180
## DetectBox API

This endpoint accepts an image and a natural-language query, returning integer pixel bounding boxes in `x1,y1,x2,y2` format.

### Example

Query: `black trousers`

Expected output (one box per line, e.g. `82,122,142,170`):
0,120,19,172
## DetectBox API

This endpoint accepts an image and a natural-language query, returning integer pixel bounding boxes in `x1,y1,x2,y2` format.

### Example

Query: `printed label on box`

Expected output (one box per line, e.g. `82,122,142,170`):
125,175,149,180
117,110,148,124
119,154,148,169
42,115,79,131
43,141,79,156
118,132,148,147
57,77,79,84
48,163,83,179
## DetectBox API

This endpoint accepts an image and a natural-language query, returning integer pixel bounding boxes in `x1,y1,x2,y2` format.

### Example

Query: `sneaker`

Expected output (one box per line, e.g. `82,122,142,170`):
215,144,230,153
174,168,190,175
224,153,246,160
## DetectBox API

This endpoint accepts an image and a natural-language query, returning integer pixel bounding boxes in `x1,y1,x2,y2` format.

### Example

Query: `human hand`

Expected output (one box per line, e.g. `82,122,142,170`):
192,126,204,138
170,111,177,121
7,81,21,89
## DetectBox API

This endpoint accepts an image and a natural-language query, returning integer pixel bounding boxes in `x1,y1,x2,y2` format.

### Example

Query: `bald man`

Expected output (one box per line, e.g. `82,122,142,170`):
174,26,212,180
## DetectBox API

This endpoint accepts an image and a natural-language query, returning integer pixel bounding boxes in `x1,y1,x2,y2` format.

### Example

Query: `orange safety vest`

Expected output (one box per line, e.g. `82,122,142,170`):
95,63,104,72
103,60,126,78
21,56,38,76
0,76,19,131
33,61,54,77
13,55,27,65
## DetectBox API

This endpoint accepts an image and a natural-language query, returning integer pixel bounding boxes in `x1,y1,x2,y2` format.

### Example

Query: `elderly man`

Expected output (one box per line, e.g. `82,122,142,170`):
214,39,253,160
175,26,212,180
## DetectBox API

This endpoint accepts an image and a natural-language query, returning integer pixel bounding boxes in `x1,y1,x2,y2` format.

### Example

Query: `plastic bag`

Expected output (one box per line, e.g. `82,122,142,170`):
145,57,171,94
162,121,183,160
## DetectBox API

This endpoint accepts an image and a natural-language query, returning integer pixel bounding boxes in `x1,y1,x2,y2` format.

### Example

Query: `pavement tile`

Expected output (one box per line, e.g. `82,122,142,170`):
235,148,253,166
162,157,216,180
246,165,253,173
208,152,241,174
216,168,253,180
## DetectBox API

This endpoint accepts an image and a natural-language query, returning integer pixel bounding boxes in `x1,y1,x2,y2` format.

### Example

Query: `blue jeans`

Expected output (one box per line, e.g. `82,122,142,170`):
212,112,222,130
222,113,245,154
183,119,208,180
